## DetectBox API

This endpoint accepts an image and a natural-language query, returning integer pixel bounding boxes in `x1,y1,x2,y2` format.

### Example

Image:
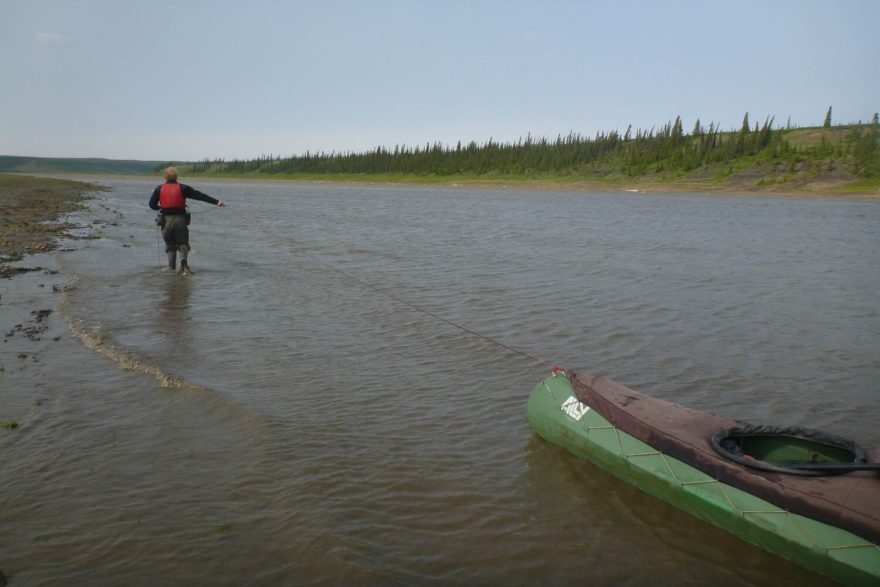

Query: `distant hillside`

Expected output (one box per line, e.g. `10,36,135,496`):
181,120,880,195
0,155,160,175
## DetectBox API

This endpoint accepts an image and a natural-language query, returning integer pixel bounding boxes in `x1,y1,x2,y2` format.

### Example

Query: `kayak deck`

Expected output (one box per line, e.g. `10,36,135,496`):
527,373,880,586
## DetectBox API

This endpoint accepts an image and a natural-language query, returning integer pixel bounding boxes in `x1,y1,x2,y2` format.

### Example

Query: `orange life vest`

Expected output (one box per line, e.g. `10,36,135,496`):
159,183,185,209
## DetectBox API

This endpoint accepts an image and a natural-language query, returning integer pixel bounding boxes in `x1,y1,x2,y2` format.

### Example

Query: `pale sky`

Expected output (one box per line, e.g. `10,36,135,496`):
2,0,878,161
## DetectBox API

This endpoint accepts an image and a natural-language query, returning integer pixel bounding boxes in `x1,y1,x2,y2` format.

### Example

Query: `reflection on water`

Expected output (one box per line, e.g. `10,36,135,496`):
158,272,194,352
2,178,873,586
159,272,194,319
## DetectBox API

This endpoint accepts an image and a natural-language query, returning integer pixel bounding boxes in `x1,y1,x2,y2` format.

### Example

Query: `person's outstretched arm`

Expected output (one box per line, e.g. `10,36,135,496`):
181,184,224,206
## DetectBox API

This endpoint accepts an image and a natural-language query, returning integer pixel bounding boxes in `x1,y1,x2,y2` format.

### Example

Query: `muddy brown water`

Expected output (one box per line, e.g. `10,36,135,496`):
2,178,878,585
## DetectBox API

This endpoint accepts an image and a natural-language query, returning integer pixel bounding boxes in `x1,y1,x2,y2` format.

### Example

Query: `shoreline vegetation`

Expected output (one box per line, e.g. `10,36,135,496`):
168,118,880,196
2,117,878,198
0,175,99,278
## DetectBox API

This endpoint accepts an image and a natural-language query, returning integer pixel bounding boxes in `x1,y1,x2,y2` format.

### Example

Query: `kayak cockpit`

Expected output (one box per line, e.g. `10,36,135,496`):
711,424,869,476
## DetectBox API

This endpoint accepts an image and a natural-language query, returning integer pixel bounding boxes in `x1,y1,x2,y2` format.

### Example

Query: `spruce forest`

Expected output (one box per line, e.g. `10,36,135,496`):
174,111,880,192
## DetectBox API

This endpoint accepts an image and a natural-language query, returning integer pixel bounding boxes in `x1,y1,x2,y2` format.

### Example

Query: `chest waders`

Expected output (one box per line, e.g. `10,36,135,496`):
160,214,191,273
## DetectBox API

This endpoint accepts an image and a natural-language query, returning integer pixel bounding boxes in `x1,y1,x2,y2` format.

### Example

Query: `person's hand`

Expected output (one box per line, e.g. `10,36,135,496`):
217,200,225,207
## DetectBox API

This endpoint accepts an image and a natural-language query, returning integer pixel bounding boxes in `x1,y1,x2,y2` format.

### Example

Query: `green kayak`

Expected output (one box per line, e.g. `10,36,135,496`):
527,370,880,586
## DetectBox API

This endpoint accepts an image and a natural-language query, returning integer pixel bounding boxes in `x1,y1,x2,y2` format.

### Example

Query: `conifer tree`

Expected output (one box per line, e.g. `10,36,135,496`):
823,106,832,128
671,115,684,147
735,113,751,156
741,112,750,134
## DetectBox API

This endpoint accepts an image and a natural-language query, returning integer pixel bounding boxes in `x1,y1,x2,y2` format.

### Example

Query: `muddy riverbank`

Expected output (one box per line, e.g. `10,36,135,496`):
0,174,100,278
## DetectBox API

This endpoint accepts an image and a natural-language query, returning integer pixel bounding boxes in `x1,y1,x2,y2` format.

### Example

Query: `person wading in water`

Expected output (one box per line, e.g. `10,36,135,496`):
149,167,225,274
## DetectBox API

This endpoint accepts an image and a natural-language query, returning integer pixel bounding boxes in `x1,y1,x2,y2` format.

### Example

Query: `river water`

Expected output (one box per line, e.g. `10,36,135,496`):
2,179,878,585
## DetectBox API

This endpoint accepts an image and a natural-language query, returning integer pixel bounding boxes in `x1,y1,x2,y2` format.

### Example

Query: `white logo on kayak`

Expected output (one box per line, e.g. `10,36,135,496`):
561,396,590,421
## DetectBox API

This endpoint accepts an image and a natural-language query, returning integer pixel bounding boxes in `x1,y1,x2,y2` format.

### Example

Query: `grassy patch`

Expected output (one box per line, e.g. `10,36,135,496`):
832,177,880,193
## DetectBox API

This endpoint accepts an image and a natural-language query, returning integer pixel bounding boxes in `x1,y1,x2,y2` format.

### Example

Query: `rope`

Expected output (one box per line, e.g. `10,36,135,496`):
188,205,220,216
156,225,163,269
299,249,557,369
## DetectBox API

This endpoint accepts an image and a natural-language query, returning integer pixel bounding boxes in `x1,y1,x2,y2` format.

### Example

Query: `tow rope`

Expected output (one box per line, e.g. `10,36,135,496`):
299,249,559,370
